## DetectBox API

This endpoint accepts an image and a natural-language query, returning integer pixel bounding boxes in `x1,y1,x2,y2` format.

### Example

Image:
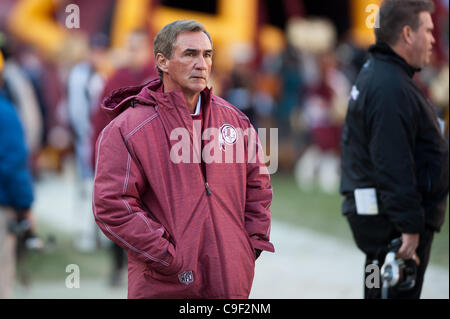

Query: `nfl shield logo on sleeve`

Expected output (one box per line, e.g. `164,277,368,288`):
178,270,194,285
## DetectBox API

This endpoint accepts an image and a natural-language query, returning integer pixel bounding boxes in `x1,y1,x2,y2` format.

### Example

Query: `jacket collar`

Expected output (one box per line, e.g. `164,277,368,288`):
101,77,213,120
145,78,213,111
369,42,420,78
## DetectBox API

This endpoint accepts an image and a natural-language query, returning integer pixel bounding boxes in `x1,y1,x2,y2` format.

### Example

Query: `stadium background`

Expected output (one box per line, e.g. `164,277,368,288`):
0,0,448,298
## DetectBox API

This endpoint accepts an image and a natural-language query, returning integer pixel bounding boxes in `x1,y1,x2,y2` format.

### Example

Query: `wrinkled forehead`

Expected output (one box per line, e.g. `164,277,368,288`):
174,31,213,51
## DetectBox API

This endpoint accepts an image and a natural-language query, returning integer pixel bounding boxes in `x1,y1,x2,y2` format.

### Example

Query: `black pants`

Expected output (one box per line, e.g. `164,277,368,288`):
346,213,435,299
111,243,127,271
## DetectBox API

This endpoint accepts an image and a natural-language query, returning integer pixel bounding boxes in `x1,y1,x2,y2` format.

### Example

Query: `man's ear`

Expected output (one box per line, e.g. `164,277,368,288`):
156,53,169,73
401,25,415,45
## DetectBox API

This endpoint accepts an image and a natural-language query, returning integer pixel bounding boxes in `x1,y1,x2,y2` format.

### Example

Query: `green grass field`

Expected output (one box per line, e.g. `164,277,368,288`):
270,173,449,267
17,228,111,283
20,172,448,284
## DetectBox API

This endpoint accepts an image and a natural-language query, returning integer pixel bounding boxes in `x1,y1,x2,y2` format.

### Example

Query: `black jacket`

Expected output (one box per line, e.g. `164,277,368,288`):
340,42,449,233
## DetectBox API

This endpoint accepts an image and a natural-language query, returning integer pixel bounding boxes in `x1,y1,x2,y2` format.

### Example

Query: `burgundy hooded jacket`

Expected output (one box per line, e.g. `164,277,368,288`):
93,78,274,299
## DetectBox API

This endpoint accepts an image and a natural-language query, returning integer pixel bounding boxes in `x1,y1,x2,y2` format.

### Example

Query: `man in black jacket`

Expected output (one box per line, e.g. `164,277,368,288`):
340,0,448,299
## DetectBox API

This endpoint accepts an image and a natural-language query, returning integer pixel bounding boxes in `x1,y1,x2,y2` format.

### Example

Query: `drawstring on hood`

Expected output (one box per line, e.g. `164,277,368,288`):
101,78,160,121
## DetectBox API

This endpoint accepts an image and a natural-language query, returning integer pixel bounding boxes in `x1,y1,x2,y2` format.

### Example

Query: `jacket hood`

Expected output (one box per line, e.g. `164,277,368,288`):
101,77,160,121
101,77,213,120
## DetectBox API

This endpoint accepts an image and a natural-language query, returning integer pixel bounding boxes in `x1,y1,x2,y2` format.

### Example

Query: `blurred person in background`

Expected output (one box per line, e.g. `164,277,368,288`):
251,72,276,130
267,42,304,171
335,32,369,85
90,28,157,287
8,0,157,288
340,0,449,299
19,46,54,163
93,20,274,298
7,0,85,173
0,51,35,298
275,43,303,140
429,65,449,138
67,33,109,253
91,28,157,159
0,33,44,175
295,51,350,194
7,0,150,173
225,44,257,126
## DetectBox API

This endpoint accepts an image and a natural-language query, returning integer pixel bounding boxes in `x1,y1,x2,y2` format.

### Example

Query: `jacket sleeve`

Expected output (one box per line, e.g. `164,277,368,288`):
93,121,182,274
367,85,425,233
0,102,34,211
244,122,275,253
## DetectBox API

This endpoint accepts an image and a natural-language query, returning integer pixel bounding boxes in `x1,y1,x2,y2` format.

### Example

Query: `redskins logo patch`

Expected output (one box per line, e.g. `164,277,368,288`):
219,124,237,150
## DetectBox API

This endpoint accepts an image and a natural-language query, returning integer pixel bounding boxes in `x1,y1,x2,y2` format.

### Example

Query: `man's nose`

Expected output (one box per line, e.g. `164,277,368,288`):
194,55,208,70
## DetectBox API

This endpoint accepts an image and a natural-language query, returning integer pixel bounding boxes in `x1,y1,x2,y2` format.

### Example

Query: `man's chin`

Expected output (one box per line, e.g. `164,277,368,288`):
424,53,433,66
188,83,207,93
420,59,430,69
414,57,428,70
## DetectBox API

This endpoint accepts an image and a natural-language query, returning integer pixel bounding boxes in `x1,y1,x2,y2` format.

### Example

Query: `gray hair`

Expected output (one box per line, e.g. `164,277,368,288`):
154,20,212,79
375,0,435,46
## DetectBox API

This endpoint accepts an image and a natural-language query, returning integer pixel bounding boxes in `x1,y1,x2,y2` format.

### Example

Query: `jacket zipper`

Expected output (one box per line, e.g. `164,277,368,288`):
188,104,211,197
196,95,212,197
205,181,211,196
200,149,211,196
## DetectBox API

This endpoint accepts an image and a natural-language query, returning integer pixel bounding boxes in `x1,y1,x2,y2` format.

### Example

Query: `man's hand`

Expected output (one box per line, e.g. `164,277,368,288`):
17,209,36,233
23,210,36,233
397,233,420,264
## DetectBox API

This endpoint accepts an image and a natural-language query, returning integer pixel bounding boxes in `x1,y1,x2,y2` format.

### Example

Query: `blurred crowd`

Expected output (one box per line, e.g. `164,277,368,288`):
0,0,448,290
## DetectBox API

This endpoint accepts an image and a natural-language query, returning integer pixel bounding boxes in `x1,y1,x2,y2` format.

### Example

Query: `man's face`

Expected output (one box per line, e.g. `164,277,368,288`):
126,33,151,69
164,31,213,95
410,11,435,68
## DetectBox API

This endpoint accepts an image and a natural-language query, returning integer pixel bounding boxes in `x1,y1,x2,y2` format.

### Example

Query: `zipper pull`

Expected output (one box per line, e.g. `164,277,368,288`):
205,182,212,196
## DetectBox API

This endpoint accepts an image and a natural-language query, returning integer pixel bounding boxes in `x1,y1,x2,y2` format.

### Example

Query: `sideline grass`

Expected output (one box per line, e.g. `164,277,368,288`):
19,172,448,283
270,173,449,268
18,226,112,283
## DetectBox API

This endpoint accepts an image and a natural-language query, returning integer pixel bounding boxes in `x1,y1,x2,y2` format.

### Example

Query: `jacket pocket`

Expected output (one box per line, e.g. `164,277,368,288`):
417,161,440,196
147,242,184,277
346,213,399,257
243,232,257,262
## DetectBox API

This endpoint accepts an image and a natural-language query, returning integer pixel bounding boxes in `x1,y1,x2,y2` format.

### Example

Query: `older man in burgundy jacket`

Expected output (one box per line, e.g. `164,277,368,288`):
93,20,274,299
